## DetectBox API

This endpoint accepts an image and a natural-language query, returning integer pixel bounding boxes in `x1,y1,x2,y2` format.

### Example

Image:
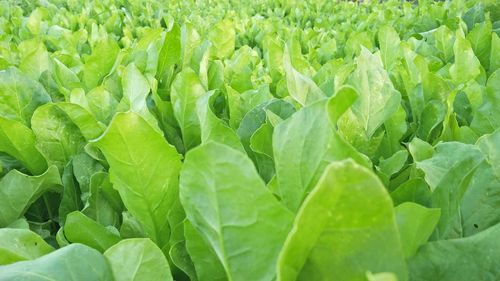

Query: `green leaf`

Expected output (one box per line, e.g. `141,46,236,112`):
209,19,235,59
348,47,401,137
466,21,492,69
450,35,481,84
104,238,173,281
378,25,401,70
31,104,87,171
273,101,332,212
250,122,274,158
18,39,49,80
118,63,159,129
94,112,182,248
0,67,51,126
158,23,181,87
390,178,432,207
462,3,485,32
0,243,113,280
184,221,227,281
180,142,294,281
0,166,60,227
278,160,407,281
470,69,500,134
395,202,440,258
460,161,500,236
326,85,358,124
490,32,500,72
82,172,122,228
477,128,500,178
64,211,121,252
171,68,206,150
376,150,408,186
86,86,119,124
0,228,54,265
283,46,324,106
196,91,244,152
58,161,82,225
274,100,371,212
237,99,295,182
0,117,47,175
83,38,120,90
409,223,500,281
417,142,485,238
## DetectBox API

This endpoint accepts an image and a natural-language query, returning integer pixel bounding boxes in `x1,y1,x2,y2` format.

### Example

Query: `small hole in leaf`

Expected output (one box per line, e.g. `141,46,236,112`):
34,242,38,246
474,224,478,228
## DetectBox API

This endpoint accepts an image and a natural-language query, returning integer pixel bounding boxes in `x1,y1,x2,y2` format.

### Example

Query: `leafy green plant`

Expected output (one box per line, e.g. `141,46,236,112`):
0,0,499,280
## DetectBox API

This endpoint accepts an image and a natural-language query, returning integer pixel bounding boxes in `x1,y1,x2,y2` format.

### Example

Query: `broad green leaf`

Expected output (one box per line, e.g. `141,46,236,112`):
180,142,294,281
274,100,371,212
229,85,274,130
94,112,182,247
283,46,324,106
0,166,60,227
273,101,332,212
470,69,500,134
71,153,104,200
171,68,205,150
466,21,492,69
104,238,173,281
158,23,181,88
64,211,121,252
395,202,440,258
491,33,500,72
83,38,120,90
409,223,500,281
58,160,82,225
0,67,50,125
184,221,227,281
460,161,500,236
18,39,49,80
209,19,235,59
87,86,119,124
238,99,295,182
348,47,401,137
0,243,113,280
169,240,197,281
119,63,159,129
450,35,481,84
120,212,146,239
390,178,432,207
462,3,485,31
379,105,408,158
417,142,484,238
181,23,201,69
278,160,407,281
196,91,244,152
0,117,47,175
54,103,105,140
31,104,87,170
477,128,500,178
366,272,398,281
377,150,408,186
416,142,483,191
250,122,274,158
52,58,80,96
378,25,401,70
0,228,53,265
326,85,358,124
408,138,434,162
82,172,122,228
432,25,455,63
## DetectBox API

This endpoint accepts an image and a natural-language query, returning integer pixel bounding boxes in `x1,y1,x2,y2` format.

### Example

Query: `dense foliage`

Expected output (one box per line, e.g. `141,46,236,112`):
0,0,500,280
